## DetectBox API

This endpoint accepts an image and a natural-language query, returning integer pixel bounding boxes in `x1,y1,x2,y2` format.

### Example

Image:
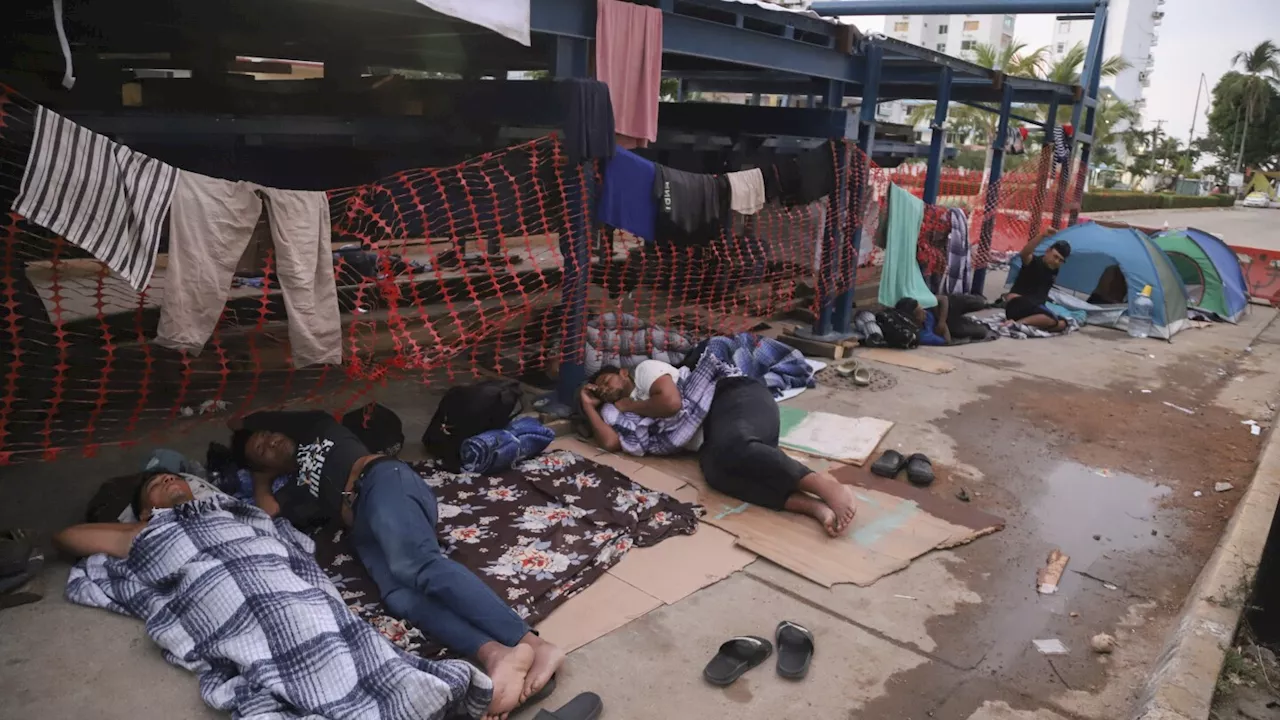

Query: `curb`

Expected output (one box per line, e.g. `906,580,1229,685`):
1132,421,1280,720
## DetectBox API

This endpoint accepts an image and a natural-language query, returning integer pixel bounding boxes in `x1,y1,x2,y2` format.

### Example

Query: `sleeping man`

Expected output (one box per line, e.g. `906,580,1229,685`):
578,357,858,537
55,471,497,720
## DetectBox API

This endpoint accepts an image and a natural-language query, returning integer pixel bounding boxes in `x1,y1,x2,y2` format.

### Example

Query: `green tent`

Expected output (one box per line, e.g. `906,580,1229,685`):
1153,229,1249,322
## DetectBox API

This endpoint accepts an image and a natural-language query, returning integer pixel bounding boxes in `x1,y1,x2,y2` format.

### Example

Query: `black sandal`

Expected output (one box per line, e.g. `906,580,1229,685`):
775,621,815,680
703,635,773,686
905,453,935,487
871,450,907,479
533,691,603,720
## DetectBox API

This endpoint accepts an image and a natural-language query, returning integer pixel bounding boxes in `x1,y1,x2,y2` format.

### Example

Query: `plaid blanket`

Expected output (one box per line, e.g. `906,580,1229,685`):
702,333,814,398
974,309,1082,339
601,349,741,456
66,496,491,720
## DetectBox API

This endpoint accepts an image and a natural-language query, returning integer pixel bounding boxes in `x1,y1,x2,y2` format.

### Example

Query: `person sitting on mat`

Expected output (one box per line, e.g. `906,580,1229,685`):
895,293,990,346
228,410,563,716
1004,230,1072,332
579,360,858,537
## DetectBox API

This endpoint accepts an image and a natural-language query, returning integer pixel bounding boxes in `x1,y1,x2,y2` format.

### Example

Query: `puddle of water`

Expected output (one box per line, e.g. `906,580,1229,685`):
1028,462,1172,570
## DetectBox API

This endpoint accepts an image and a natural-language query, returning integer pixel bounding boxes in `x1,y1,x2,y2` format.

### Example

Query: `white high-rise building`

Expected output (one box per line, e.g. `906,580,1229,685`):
1050,0,1164,115
884,13,1018,61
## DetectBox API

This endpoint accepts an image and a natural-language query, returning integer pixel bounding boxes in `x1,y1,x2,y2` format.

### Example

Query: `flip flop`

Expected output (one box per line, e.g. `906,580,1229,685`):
905,453,935,487
836,360,873,387
775,621,815,680
703,635,773,686
870,450,907,479
533,691,602,720
513,674,557,714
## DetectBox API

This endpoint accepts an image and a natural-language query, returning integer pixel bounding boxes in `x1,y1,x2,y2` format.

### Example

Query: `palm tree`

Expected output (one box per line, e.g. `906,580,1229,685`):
1229,40,1280,170
1092,90,1141,155
1041,42,1131,87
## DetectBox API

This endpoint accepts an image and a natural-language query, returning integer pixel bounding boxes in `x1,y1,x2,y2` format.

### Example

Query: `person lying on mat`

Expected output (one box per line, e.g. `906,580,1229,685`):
579,360,858,537
1004,230,1072,332
895,293,991,346
54,472,497,720
228,410,563,716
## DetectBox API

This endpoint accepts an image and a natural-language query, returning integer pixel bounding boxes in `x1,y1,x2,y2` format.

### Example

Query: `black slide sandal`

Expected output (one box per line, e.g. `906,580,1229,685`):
905,453,935,487
775,621,815,680
871,450,907,478
703,635,773,686
533,691,603,720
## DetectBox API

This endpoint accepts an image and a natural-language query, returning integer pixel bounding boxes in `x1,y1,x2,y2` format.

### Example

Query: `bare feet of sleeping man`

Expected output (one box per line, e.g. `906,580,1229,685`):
477,641,535,719
793,472,858,537
519,632,566,702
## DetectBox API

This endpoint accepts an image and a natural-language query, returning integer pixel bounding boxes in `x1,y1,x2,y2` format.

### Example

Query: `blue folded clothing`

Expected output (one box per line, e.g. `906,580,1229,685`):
460,416,557,474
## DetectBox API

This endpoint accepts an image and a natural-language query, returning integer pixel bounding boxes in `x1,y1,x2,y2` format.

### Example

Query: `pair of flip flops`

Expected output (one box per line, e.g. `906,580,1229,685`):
703,621,815,686
871,450,935,487
834,360,871,387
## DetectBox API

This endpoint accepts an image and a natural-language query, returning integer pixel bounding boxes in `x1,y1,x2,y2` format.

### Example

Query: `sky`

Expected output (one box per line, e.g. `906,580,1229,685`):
838,0,1279,141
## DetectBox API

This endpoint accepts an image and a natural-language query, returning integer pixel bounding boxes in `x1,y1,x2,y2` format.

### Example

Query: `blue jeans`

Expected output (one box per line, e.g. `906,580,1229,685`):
351,460,529,656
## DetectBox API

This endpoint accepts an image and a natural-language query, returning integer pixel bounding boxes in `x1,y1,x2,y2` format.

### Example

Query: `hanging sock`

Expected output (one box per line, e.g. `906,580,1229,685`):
12,106,177,292
52,0,75,89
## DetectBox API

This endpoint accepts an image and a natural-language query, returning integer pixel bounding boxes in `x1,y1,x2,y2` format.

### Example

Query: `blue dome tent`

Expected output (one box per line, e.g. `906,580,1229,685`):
1007,222,1190,339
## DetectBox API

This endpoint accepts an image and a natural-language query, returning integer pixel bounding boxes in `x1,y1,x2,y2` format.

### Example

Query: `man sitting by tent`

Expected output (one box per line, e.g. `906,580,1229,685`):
577,353,858,538
1004,230,1073,332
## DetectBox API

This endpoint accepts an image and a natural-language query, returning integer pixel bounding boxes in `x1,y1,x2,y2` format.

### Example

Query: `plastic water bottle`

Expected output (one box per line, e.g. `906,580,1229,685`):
1129,284,1155,339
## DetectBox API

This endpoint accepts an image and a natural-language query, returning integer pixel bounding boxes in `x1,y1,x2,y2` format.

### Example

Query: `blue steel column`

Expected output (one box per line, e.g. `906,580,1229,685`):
922,67,953,206
1027,96,1059,241
1069,3,1108,225
828,46,880,336
971,80,1014,296
1054,0,1107,227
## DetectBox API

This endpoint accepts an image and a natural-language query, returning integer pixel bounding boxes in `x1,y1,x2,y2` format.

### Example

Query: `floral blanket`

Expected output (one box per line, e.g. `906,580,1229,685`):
313,450,700,657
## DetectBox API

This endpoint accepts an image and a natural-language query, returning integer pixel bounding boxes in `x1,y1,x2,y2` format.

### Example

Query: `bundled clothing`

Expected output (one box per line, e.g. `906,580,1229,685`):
583,312,694,375
13,106,178,292
157,172,340,368
600,350,741,456
459,416,556,474
66,495,492,720
701,333,815,398
595,0,662,146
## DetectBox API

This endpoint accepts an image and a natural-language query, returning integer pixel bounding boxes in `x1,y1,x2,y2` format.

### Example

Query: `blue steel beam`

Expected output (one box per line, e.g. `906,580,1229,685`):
812,0,1098,14
922,67,953,206
1069,2,1107,225
1054,0,1107,225
972,81,1015,296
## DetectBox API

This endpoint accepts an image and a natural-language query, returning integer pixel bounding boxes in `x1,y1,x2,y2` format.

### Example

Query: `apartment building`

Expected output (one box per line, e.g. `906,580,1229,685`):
884,13,1018,60
1050,0,1164,114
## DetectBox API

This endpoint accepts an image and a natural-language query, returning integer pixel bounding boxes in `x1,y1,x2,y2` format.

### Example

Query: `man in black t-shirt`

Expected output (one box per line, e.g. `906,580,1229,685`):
1005,229,1072,332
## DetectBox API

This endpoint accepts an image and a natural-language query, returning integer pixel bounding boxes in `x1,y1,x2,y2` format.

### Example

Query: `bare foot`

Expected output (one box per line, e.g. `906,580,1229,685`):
519,633,566,702
477,642,535,717
798,472,858,535
784,492,841,537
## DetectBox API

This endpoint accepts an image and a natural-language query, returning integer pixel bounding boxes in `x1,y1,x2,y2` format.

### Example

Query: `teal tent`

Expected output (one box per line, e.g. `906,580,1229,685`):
1007,222,1189,339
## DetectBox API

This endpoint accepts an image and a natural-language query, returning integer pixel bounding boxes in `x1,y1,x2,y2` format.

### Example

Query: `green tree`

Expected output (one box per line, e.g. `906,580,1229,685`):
909,40,1046,148
1226,40,1280,169
1203,70,1280,172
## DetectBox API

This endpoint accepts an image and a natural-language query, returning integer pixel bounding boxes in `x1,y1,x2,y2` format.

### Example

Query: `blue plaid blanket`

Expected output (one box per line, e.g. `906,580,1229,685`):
703,333,815,397
601,349,741,456
66,496,492,720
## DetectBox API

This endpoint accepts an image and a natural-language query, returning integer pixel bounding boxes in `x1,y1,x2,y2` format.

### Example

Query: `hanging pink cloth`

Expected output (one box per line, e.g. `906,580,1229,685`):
595,0,662,147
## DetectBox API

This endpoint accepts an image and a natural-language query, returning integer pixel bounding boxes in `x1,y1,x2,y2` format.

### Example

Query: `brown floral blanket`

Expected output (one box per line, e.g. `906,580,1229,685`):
313,450,700,657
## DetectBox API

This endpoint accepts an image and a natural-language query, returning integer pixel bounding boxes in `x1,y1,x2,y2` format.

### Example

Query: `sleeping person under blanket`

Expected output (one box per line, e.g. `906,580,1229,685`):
579,358,858,537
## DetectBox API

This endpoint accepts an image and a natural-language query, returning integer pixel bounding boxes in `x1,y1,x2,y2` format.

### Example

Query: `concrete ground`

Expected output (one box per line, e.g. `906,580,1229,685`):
1087,205,1279,250
3,271,1280,720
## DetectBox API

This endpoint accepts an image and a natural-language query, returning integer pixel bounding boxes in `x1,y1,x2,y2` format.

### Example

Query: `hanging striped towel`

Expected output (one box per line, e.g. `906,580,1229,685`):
13,106,178,292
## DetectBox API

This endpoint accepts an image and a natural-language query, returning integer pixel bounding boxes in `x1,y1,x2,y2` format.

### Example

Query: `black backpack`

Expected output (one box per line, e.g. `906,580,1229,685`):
874,308,921,350
422,380,523,471
343,403,404,457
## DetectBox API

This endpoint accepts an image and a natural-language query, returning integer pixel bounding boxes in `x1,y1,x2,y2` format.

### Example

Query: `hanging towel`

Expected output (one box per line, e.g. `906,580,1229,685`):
654,165,725,247
561,78,615,164
157,172,341,367
599,146,656,242
878,184,938,310
726,168,766,215
411,0,531,45
459,416,556,474
596,0,662,146
941,207,973,295
13,106,178,292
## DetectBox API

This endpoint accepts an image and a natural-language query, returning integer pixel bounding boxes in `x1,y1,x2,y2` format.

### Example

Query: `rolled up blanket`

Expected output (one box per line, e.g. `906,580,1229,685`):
460,416,557,474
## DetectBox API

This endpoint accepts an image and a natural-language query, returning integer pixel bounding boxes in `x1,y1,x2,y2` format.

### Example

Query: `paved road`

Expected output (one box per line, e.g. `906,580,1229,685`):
1087,205,1279,249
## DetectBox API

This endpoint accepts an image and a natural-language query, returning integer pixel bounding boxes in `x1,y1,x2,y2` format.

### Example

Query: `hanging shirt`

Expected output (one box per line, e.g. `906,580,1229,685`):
595,0,663,146
561,78,615,164
599,146,656,242
653,165,725,247
13,106,178,292
726,168,765,215
242,410,369,529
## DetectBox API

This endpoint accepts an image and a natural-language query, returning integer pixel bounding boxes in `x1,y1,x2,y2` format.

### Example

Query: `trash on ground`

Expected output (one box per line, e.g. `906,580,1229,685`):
1140,389,1152,394
1103,583,1118,591
1094,468,1113,477
1033,638,1069,655
1037,549,1070,595
1090,633,1117,654
1093,534,1102,541
1070,612,1080,618
1215,482,1235,493
1193,490,1203,498
1162,401,1195,415
1243,420,1258,426
1252,425,1262,436
893,594,917,601
956,488,971,502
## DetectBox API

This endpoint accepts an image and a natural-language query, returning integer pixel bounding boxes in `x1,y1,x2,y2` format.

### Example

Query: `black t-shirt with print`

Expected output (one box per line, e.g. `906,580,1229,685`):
1009,255,1059,305
243,410,369,529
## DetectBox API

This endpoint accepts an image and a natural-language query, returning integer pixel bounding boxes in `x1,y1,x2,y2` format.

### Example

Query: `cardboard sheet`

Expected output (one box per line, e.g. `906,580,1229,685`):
533,574,662,653
607,523,755,604
682,464,1004,587
777,407,894,466
858,348,956,374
